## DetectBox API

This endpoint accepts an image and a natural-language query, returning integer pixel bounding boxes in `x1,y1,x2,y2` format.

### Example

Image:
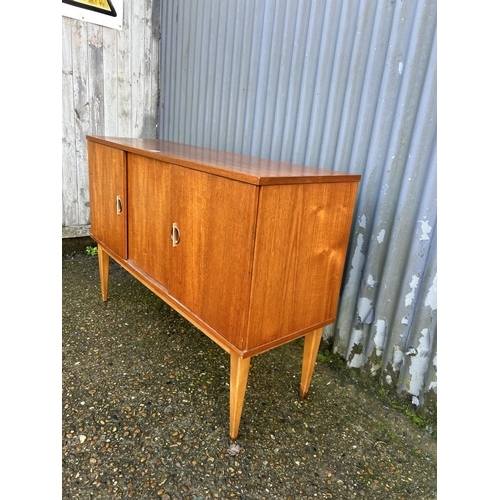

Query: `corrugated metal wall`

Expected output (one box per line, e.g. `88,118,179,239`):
62,0,160,238
158,0,437,407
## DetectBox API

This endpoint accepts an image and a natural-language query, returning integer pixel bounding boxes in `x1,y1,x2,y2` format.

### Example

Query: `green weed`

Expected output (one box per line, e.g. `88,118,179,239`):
86,246,98,256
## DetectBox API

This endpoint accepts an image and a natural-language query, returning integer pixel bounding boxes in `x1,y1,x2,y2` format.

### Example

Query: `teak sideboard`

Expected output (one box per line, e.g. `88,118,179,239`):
87,136,361,440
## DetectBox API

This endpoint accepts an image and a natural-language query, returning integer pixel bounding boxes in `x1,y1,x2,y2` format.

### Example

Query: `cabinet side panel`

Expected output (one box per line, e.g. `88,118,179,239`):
127,154,171,289
88,142,127,259
169,166,259,350
246,182,358,351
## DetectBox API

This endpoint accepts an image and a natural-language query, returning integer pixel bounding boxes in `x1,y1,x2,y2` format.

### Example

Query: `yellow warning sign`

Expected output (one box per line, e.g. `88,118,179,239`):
62,0,117,18
62,0,122,30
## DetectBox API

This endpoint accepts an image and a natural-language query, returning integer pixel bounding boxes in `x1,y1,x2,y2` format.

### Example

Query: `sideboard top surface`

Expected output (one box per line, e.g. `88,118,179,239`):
87,136,361,186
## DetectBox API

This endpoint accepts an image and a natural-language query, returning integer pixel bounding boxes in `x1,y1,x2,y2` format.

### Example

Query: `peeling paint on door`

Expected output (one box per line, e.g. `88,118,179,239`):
374,319,386,356
405,275,420,307
347,329,364,368
357,297,374,324
408,328,432,402
425,274,437,310
419,219,432,240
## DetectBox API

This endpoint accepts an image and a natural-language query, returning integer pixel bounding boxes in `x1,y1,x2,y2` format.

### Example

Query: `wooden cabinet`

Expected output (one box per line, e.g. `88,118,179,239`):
87,142,127,260
87,136,360,440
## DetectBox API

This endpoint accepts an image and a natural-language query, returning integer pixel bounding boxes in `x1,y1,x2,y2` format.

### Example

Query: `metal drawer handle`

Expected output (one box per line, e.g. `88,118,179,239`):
171,223,180,247
116,195,122,215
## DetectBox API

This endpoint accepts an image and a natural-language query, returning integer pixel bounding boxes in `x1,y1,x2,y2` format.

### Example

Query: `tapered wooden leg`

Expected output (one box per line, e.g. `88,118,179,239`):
229,353,251,441
300,328,323,399
97,244,110,302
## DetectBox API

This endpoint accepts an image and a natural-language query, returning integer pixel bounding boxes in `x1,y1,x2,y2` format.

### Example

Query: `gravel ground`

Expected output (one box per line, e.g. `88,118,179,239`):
62,251,437,499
